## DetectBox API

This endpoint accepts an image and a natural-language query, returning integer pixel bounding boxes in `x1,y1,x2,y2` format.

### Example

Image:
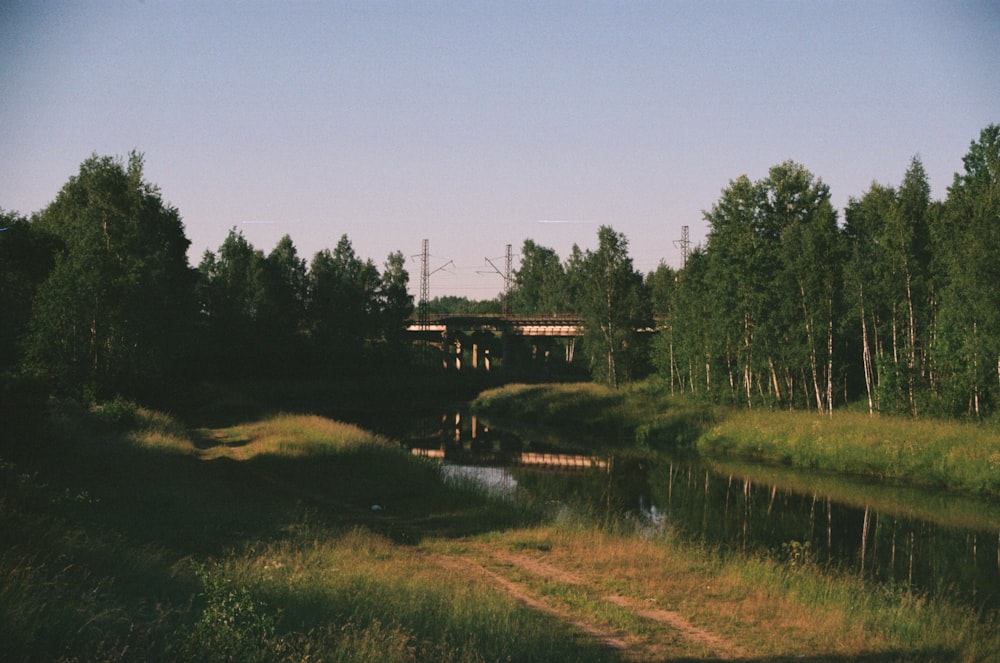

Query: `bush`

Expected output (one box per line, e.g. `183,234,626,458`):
181,565,286,663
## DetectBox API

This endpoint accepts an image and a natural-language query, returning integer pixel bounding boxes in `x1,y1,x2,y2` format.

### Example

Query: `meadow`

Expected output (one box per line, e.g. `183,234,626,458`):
3,382,1000,661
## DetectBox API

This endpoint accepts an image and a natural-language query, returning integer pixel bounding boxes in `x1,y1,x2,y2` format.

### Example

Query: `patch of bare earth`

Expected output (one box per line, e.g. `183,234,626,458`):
430,546,745,660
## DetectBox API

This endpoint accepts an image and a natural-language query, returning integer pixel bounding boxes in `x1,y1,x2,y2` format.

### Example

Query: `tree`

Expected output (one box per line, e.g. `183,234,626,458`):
894,158,933,401
562,244,587,314
510,239,567,314
647,262,677,390
764,161,842,413
578,226,651,388
0,211,60,378
259,235,310,372
703,174,774,406
376,250,414,345
697,163,841,412
934,125,1000,416
670,248,716,395
262,235,308,325
307,235,380,370
25,153,195,399
196,229,267,377
844,183,898,413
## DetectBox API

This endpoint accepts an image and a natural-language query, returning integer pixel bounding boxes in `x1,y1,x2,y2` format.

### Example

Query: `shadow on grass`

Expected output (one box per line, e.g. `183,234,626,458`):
0,397,545,661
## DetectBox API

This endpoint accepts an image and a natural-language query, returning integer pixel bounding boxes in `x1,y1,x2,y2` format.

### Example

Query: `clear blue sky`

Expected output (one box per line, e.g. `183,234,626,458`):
2,1,997,299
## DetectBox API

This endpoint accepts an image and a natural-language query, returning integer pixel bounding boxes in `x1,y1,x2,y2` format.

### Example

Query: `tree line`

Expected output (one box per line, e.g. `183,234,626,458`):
506,125,1000,418
1,153,414,406
3,125,998,419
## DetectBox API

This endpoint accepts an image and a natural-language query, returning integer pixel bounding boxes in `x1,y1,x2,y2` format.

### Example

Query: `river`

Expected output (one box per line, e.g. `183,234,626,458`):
396,409,1000,618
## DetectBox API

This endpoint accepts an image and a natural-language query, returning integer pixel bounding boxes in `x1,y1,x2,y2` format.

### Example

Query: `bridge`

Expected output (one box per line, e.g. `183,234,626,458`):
406,313,583,337
406,314,583,369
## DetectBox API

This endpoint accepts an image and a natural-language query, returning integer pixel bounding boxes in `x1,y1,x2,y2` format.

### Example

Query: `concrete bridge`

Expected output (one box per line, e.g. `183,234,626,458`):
406,313,583,338
406,314,583,369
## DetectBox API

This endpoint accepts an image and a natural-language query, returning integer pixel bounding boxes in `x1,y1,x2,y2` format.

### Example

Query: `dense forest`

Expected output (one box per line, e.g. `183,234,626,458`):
0,153,415,408
2,125,998,419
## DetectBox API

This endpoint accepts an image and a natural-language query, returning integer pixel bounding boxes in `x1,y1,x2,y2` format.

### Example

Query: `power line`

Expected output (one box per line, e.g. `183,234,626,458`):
482,243,513,314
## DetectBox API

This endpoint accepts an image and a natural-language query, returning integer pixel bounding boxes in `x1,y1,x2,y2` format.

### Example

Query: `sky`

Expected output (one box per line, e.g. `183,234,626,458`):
2,1,998,300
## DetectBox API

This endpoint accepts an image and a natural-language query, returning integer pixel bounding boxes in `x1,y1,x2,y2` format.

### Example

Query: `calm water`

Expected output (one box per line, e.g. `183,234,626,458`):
403,410,1000,617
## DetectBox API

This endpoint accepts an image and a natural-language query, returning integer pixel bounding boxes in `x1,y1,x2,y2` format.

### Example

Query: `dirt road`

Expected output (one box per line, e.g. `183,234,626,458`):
430,544,745,661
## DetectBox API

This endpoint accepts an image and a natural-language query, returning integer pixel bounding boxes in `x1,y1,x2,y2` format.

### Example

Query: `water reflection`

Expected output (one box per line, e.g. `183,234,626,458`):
440,465,517,500
406,413,1000,616
641,462,1000,614
408,412,607,470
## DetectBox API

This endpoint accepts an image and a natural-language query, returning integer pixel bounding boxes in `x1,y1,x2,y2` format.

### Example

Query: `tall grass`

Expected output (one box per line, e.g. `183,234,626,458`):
6,387,1000,661
1,398,599,662
700,408,1000,497
474,379,1000,498
203,413,393,459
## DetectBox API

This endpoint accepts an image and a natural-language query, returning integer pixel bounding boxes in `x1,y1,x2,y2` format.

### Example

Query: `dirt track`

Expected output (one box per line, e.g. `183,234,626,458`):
430,545,745,661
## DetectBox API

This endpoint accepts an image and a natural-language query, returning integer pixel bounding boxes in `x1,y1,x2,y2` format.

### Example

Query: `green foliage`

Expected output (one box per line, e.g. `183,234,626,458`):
307,235,380,368
7,127,1000,419
651,128,1000,420
27,153,194,398
0,211,60,377
425,295,502,315
690,162,841,411
182,566,284,663
510,238,569,314
194,231,415,378
577,226,652,388
932,125,1000,417
378,250,415,344
22,153,196,400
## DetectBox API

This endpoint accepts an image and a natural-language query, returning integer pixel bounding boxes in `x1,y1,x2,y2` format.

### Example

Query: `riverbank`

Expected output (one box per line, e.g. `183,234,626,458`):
472,380,1000,499
2,387,999,660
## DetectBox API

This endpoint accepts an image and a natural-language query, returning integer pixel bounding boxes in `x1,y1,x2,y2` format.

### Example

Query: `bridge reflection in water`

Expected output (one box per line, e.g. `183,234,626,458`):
407,412,607,471
405,413,1000,615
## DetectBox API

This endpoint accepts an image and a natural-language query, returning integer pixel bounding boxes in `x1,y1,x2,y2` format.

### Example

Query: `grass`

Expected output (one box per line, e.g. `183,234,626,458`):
428,524,997,660
1,396,592,662
3,382,1000,661
699,408,1000,497
472,379,1000,498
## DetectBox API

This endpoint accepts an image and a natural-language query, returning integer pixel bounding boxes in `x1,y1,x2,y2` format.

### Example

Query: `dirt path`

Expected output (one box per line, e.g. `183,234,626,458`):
430,545,745,660
431,554,634,655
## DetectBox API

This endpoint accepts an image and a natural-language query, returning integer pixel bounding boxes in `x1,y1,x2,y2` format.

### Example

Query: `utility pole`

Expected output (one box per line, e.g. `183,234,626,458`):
673,225,691,268
504,243,512,315
419,239,429,328
484,243,513,315
415,239,453,328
